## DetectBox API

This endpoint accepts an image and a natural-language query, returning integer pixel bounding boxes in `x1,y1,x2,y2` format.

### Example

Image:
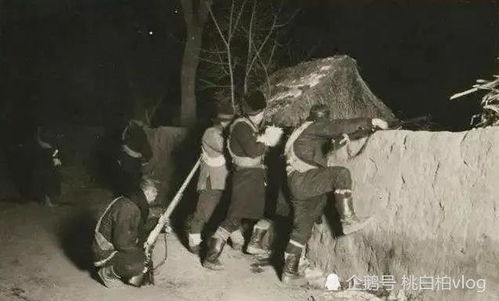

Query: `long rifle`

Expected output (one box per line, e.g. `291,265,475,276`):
142,158,201,284
331,116,432,149
348,116,432,140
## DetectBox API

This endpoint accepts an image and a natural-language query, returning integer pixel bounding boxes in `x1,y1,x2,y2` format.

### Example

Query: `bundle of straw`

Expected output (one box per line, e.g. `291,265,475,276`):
450,75,499,127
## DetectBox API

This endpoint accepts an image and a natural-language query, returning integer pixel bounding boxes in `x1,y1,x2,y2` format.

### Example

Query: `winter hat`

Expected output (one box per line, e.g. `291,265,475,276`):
241,90,266,116
122,120,153,161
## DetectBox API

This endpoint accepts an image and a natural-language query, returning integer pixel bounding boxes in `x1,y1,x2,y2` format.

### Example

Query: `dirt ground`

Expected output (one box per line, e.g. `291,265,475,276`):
0,187,313,301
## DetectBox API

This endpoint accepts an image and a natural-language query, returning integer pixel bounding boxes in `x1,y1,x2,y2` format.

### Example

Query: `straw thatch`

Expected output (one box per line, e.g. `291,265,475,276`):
450,75,499,127
263,55,395,127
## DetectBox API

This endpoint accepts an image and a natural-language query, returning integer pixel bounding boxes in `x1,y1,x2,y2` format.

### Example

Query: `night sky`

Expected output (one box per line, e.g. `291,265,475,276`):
0,0,497,137
286,0,498,129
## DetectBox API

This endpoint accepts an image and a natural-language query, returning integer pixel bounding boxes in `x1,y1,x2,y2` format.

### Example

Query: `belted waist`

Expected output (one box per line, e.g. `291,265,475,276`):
233,164,265,171
201,152,226,167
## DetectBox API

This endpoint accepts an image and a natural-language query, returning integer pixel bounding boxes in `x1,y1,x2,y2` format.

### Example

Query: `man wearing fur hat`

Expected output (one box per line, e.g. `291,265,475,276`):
92,179,158,288
203,90,282,270
116,120,153,197
281,104,388,284
187,102,234,254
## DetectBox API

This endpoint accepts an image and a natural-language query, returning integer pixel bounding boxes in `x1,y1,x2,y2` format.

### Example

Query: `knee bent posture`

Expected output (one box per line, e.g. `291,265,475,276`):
281,104,387,283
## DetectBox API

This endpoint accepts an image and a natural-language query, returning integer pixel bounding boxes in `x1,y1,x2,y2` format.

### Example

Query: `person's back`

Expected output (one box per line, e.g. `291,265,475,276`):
92,196,146,264
198,125,229,190
33,127,61,206
282,104,388,284
203,91,283,270
187,103,233,254
116,120,153,195
292,118,373,168
92,181,157,288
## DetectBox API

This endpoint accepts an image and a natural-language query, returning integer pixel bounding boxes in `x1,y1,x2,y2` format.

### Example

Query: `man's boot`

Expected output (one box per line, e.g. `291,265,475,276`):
282,240,306,285
187,233,201,255
334,189,372,235
127,273,145,287
246,219,271,255
202,228,228,270
282,252,307,285
97,265,127,288
229,229,244,251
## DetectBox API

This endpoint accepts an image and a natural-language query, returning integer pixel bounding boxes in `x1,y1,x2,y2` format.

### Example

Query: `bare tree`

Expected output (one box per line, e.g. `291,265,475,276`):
180,0,213,126
200,0,296,110
241,0,284,94
207,0,246,110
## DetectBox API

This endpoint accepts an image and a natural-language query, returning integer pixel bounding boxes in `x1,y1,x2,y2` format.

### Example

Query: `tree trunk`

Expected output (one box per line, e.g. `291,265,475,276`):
180,0,212,126
180,27,202,126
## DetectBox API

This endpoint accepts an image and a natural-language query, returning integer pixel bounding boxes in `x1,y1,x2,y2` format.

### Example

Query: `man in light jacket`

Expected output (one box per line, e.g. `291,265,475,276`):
187,102,234,254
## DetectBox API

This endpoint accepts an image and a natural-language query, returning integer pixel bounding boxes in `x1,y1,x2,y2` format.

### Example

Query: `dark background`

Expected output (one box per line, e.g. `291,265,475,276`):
287,0,498,129
0,0,497,139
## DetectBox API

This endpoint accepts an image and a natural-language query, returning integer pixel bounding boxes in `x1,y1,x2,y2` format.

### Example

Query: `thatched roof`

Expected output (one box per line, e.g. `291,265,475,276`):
263,55,396,127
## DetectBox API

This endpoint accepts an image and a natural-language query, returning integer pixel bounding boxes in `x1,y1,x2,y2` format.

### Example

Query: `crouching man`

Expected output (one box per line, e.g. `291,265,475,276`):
92,179,158,288
282,104,388,284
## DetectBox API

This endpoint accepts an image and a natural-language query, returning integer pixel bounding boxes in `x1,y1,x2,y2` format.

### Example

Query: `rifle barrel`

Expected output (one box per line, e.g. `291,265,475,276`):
145,158,201,249
162,158,201,219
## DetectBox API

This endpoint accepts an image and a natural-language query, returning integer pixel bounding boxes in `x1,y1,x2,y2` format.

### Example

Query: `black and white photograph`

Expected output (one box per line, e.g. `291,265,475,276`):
0,0,498,300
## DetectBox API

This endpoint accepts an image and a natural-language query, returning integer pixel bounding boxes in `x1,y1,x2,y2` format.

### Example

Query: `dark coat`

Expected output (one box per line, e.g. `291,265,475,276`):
226,118,267,219
116,149,143,194
294,118,373,167
228,168,266,219
92,193,150,264
33,143,61,201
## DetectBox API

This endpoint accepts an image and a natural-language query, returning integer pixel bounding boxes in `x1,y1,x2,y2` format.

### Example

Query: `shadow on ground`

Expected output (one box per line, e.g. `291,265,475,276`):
58,208,97,272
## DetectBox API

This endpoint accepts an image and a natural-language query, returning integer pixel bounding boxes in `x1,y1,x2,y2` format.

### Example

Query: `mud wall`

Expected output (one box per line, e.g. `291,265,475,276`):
144,126,194,206
307,128,499,300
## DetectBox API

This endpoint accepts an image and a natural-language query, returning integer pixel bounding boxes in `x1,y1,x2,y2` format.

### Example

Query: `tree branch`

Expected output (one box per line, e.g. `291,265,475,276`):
228,0,234,39
208,2,229,46
198,0,213,24
275,7,300,28
198,55,231,66
245,6,280,86
199,78,232,89
244,0,257,94
251,36,272,94
230,0,248,40
266,36,278,70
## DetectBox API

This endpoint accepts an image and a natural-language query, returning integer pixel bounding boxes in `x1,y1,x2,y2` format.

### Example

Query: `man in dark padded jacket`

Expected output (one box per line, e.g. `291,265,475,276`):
281,104,388,284
116,120,153,196
203,91,282,270
92,179,158,287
